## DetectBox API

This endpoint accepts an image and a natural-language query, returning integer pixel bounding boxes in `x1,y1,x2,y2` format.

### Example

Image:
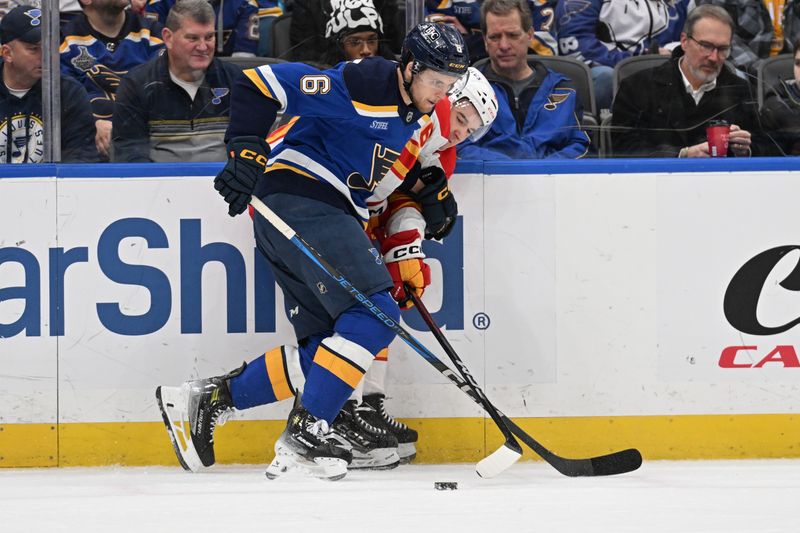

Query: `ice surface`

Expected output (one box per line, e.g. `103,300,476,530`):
1,460,799,532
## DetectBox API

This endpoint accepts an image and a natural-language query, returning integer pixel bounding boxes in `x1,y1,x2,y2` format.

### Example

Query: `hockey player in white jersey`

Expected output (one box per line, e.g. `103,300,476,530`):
357,67,499,462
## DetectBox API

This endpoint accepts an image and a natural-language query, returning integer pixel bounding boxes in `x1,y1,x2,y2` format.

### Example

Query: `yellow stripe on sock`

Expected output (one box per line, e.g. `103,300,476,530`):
265,347,294,400
313,345,364,388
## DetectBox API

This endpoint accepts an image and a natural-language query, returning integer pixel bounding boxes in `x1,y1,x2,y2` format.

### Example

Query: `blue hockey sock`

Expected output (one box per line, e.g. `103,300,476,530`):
229,346,306,410
302,293,399,423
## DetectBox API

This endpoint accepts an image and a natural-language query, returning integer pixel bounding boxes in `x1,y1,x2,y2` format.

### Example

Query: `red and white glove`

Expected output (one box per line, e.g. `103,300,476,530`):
381,229,430,309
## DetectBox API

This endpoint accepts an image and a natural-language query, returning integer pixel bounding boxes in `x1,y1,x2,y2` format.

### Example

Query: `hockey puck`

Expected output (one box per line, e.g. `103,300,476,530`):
434,481,458,490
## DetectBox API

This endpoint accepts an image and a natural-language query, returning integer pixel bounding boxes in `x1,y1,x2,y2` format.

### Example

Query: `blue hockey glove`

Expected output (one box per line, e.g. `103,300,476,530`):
413,166,458,240
213,136,270,216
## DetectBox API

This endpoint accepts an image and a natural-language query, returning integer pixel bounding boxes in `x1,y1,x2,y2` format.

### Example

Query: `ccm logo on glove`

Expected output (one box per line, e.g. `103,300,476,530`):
236,148,268,167
214,136,271,217
392,244,421,259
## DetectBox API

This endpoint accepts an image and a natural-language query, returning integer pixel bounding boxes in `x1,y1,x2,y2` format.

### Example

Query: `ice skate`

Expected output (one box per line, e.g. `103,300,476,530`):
330,400,400,470
265,400,352,481
361,393,418,463
155,364,243,472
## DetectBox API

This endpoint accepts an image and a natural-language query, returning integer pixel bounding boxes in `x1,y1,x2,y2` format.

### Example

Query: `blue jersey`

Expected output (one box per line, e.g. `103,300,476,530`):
145,0,259,56
555,0,689,67
60,11,164,119
529,0,558,55
232,57,433,221
425,0,481,30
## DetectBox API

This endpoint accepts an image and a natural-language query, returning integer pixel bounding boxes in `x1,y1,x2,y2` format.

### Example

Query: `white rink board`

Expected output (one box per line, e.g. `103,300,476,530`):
2,166,800,424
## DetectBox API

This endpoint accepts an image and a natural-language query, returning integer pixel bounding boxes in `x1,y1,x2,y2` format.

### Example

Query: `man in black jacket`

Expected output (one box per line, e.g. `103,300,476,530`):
112,0,242,162
611,4,762,157
0,5,97,163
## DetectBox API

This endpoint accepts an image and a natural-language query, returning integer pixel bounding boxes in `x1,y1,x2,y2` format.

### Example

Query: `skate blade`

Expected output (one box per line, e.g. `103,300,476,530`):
265,447,348,481
349,447,400,470
156,385,204,473
398,443,416,464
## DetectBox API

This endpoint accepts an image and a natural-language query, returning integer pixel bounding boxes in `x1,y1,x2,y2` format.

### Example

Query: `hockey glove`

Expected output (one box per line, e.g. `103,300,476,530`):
213,136,270,217
382,229,431,309
412,166,458,241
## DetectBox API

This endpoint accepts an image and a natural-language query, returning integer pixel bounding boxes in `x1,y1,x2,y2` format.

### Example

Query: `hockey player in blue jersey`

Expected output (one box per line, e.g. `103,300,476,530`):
156,22,469,481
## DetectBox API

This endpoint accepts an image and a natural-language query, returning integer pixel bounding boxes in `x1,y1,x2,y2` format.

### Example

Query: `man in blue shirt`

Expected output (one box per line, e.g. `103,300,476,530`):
458,0,589,160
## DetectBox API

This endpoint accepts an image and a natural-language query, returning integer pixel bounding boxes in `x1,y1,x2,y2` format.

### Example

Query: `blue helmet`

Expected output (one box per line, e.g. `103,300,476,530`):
401,22,469,77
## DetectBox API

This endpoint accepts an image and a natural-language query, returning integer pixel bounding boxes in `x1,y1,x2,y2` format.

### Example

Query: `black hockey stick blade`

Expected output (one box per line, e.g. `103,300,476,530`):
406,291,641,477
502,413,643,476
248,196,641,477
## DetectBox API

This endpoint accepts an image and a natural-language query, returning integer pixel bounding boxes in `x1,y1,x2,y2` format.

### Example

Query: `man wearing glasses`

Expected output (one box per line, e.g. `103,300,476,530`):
611,4,763,157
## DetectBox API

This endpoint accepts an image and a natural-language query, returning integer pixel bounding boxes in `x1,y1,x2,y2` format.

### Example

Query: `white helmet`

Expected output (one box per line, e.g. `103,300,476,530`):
448,67,498,142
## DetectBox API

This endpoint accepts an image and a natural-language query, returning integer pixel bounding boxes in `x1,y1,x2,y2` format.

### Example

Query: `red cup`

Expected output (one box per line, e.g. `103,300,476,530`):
706,120,730,157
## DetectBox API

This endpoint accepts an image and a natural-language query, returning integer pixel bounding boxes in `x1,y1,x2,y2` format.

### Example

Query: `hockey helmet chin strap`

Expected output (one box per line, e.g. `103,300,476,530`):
402,59,424,113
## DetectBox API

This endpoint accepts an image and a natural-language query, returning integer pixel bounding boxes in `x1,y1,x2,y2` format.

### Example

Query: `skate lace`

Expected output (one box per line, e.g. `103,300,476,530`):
307,418,330,438
377,399,408,431
209,406,234,440
354,404,388,435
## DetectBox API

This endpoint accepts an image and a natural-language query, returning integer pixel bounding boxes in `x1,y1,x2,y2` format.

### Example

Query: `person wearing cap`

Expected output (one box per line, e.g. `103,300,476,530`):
320,0,395,66
112,0,242,162
0,5,98,163
288,0,401,63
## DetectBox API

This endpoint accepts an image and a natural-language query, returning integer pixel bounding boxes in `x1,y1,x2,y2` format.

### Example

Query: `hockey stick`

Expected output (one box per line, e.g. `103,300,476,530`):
249,195,519,477
249,196,642,476
406,289,523,476
407,293,642,478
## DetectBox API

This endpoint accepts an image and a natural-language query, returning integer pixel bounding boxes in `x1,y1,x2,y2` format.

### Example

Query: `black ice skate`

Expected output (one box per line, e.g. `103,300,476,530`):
330,400,400,470
266,400,352,481
155,364,243,472
361,393,419,463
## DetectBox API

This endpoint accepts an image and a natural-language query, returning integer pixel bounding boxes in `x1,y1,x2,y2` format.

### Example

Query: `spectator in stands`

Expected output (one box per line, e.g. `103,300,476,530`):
255,0,283,56
611,4,764,157
457,0,589,160
1,5,98,163
112,0,241,162
146,0,259,57
61,0,164,159
288,0,401,62
1,1,36,21
761,38,800,155
555,0,691,111
1,1,83,35
61,0,82,27
425,0,558,63
696,0,800,75
320,0,394,65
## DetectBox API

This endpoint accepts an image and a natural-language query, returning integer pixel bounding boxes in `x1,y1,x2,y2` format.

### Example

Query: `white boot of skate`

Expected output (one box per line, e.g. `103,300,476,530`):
156,384,205,472
265,435,348,481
